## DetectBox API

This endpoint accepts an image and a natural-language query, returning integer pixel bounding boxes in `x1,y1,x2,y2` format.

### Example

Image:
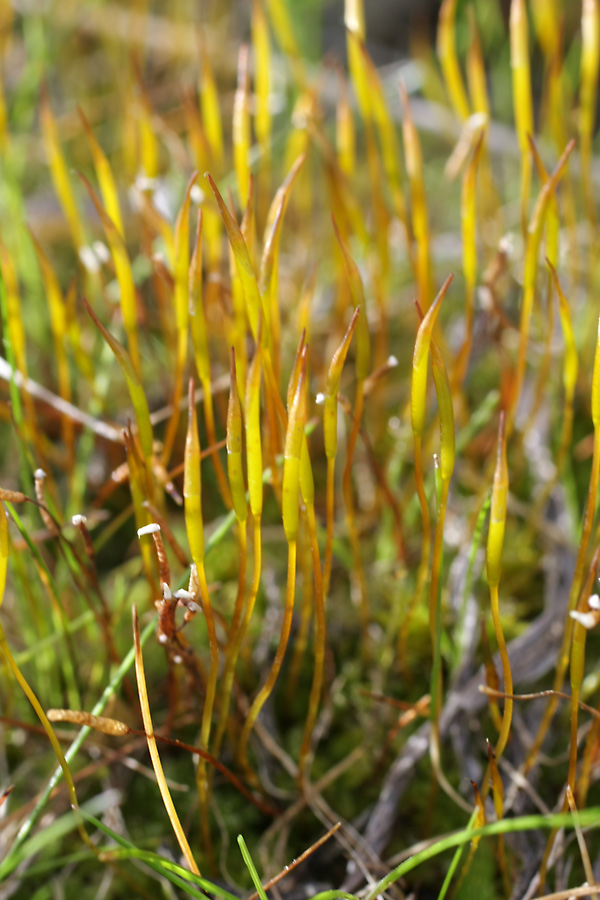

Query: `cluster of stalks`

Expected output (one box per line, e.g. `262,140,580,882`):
4,0,600,895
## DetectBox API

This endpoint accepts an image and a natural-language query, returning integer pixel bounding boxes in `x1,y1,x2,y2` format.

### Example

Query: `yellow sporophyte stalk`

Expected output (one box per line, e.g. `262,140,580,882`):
260,154,305,380
198,32,224,169
509,138,574,431
323,307,360,596
189,211,232,509
77,172,141,376
283,341,325,780
411,276,453,520
400,81,431,310
345,0,369,123
264,0,306,86
226,348,248,526
233,44,251,210
510,0,534,235
252,0,272,169
358,40,409,237
437,0,471,121
40,85,85,253
83,298,154,468
238,352,306,776
213,349,248,760
183,380,220,864
400,275,453,669
162,171,198,466
568,547,600,794
547,259,578,481
29,231,74,458
526,313,600,773
78,105,124,237
414,300,467,813
336,66,355,178
486,412,512,760
454,131,483,384
332,219,370,647
234,341,264,770
526,139,560,435
579,0,600,230
206,172,264,343
332,219,369,382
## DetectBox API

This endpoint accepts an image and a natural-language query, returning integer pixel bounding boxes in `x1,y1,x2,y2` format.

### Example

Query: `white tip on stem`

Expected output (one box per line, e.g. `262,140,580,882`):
137,523,161,538
570,610,598,630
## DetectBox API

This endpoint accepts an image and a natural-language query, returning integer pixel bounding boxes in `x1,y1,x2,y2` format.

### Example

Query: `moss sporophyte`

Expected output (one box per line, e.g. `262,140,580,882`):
3,0,600,896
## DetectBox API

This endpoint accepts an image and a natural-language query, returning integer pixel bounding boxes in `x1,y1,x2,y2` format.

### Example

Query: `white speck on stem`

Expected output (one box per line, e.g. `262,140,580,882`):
137,523,161,537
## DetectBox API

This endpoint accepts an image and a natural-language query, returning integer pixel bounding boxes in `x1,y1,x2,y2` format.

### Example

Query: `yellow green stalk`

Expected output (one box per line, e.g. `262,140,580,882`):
333,221,371,650
238,352,306,776
40,86,85,254
78,105,124,237
508,138,574,433
537,550,600,892
83,298,154,470
400,83,431,310
510,0,534,236
184,379,219,862
252,0,272,220
437,0,470,121
414,299,467,812
526,140,560,437
78,172,141,376
336,67,355,178
260,154,305,383
297,370,325,782
401,276,453,662
525,338,600,774
359,40,410,244
568,548,600,795
199,32,224,171
233,44,251,210
189,210,232,508
264,0,305,86
579,0,599,232
132,65,159,181
323,307,359,597
29,231,74,462
235,342,263,770
487,412,512,760
453,131,483,384
162,172,197,467
213,349,248,759
548,260,578,485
